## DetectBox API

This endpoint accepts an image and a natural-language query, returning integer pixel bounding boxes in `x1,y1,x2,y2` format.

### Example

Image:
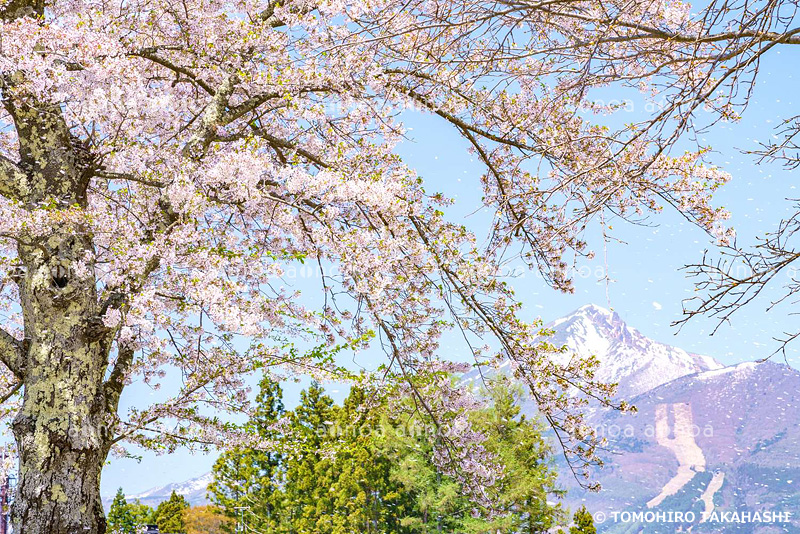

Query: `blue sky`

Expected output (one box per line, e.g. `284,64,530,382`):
100,48,800,497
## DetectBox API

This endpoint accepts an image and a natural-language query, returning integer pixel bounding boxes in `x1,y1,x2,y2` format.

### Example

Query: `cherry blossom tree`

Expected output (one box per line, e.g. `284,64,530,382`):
0,0,742,531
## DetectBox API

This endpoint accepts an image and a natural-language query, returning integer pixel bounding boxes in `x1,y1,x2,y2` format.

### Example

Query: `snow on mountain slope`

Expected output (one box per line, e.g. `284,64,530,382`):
546,304,723,399
131,471,212,500
578,360,800,532
463,304,723,400
104,472,213,509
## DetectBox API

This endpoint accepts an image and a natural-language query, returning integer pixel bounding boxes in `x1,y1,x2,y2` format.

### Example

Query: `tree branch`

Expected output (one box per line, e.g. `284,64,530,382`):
103,341,134,414
0,327,25,380
0,154,25,200
0,379,22,404
133,48,217,96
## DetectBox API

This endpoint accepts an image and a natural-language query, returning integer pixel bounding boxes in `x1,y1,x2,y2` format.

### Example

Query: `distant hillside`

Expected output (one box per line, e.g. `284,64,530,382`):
574,360,800,533
103,472,212,509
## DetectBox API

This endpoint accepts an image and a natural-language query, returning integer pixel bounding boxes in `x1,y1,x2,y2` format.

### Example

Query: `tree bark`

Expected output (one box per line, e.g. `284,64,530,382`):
9,227,112,534
11,422,107,534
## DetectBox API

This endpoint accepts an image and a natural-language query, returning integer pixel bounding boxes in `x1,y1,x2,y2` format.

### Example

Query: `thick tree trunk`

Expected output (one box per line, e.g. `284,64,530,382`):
9,228,113,534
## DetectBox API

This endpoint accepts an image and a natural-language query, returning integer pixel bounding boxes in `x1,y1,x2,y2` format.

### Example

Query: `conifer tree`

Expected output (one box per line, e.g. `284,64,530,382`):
384,378,564,534
129,501,155,530
475,378,564,533
154,491,189,534
282,382,339,534
328,387,409,534
107,489,136,534
570,506,597,534
209,377,286,532
212,379,564,533
386,430,467,533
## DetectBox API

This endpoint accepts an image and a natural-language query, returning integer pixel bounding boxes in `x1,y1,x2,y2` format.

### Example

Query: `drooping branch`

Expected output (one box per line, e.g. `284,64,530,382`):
751,115,800,169
514,3,800,46
678,204,800,355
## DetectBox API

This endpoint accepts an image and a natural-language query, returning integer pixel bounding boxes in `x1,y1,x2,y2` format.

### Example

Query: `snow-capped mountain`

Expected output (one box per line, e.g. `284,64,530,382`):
463,304,723,400
544,304,723,399
104,472,212,509
461,304,800,531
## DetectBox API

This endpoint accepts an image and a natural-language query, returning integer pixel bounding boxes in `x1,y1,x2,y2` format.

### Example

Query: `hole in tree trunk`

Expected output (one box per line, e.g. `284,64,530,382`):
51,264,69,288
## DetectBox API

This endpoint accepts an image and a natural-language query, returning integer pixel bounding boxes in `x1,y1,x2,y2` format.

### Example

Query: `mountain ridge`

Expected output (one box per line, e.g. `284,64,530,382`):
462,303,724,401
103,472,212,509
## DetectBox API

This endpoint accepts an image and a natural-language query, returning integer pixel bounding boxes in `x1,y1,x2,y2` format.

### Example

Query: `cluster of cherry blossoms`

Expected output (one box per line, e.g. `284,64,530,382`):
0,0,742,504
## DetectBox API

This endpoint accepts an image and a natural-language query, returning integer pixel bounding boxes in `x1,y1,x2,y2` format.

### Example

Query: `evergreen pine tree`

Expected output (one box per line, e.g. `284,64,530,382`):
209,377,286,532
282,382,339,534
386,430,467,533
207,375,565,533
327,387,409,534
107,488,137,534
380,394,473,533
476,377,565,533
129,500,156,529
154,491,189,533
570,506,597,534
384,377,564,534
